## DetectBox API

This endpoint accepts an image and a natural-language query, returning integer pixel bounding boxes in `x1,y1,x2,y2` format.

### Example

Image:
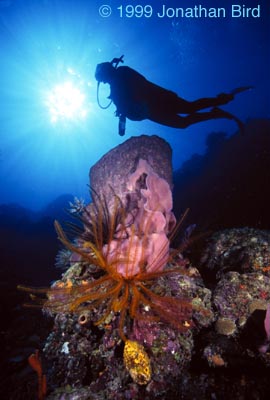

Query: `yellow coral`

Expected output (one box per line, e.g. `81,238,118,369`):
123,340,151,385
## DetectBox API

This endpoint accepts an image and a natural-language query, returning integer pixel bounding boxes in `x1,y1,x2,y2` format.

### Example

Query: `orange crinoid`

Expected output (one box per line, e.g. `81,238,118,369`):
44,194,193,341
19,158,197,341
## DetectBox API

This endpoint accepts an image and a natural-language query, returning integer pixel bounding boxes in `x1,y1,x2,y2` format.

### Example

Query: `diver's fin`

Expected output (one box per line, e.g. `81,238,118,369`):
216,86,253,106
212,107,245,135
230,86,254,95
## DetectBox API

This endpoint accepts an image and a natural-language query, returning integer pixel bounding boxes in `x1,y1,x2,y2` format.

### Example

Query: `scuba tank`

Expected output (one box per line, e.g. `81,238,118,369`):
118,115,126,136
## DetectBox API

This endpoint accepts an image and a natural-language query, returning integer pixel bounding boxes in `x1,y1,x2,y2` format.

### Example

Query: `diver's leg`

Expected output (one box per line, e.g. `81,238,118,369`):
187,93,234,112
157,94,234,115
151,108,244,133
176,87,252,113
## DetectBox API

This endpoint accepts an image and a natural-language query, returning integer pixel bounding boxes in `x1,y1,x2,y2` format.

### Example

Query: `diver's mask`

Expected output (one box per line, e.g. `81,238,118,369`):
95,55,124,83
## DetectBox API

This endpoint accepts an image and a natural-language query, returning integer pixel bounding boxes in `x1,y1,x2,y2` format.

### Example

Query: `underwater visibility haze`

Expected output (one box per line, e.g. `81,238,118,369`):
0,0,269,210
1,1,270,399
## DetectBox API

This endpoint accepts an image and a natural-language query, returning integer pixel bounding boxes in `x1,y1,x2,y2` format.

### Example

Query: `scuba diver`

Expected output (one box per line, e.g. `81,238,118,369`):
95,56,251,136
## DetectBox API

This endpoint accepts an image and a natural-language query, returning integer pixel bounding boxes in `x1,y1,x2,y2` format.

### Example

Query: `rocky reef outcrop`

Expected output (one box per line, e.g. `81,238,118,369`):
42,135,214,399
14,131,270,400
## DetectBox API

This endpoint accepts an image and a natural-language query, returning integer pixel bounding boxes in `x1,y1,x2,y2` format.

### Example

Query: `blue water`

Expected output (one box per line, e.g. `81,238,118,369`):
0,0,269,210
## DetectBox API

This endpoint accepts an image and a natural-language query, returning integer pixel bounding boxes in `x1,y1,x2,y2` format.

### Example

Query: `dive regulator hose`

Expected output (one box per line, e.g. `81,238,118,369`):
96,81,112,110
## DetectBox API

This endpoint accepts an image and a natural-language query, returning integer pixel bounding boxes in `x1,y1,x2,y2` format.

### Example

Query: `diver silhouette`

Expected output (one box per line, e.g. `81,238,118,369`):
95,56,251,136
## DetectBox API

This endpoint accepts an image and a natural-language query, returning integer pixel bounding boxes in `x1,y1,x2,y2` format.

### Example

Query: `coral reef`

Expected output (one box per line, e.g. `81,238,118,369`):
15,131,270,399
198,227,270,370
38,136,214,398
200,227,270,279
43,258,213,397
43,225,270,399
